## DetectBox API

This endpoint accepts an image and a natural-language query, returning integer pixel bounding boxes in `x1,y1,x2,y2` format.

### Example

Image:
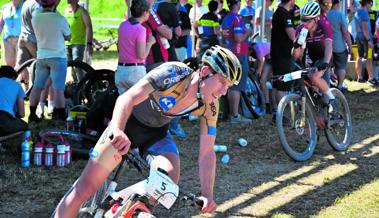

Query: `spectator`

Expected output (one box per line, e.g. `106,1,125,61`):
255,0,273,42
142,0,173,70
0,65,28,136
354,0,378,85
194,0,220,59
290,3,301,28
15,0,40,91
319,0,332,21
65,0,93,83
0,0,24,68
28,0,71,122
270,0,295,117
327,0,353,91
154,0,182,61
239,0,255,30
116,0,155,94
222,0,253,123
180,0,192,14
189,0,208,54
174,0,191,61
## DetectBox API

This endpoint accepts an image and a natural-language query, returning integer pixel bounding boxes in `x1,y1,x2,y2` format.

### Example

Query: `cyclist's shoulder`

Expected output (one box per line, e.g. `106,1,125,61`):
147,62,194,90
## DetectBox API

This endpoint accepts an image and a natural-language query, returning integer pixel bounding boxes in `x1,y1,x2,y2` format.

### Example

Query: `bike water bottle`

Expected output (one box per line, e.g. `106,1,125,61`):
44,143,54,166
297,28,308,48
56,144,66,167
21,140,30,168
65,141,71,166
34,142,43,166
66,115,74,131
214,144,227,152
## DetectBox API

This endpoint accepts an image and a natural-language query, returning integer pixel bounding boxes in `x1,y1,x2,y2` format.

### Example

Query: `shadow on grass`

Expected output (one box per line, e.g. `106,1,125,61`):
91,49,118,61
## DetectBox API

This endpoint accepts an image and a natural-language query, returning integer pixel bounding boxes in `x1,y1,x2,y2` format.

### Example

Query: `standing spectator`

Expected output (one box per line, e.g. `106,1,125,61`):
28,0,70,122
180,0,192,14
0,0,24,68
290,3,301,28
116,0,155,94
255,0,273,42
154,0,181,61
179,0,193,58
189,0,208,54
0,66,28,136
354,0,378,85
319,0,332,21
270,0,295,117
15,0,40,91
239,0,255,30
328,0,353,91
194,0,220,59
65,0,93,83
222,0,253,123
174,0,191,61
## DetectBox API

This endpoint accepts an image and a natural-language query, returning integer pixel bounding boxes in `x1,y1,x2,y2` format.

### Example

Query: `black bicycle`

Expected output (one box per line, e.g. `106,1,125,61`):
274,67,352,161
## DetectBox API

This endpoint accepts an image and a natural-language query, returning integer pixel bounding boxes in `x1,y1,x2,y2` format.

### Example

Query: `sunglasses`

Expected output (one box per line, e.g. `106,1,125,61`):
301,18,314,23
323,2,333,7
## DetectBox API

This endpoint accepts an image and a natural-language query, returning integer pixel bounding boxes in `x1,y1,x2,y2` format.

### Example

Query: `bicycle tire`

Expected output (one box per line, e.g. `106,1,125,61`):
78,180,109,218
324,88,353,151
241,75,266,119
16,58,37,96
38,130,97,155
73,69,115,107
276,93,317,161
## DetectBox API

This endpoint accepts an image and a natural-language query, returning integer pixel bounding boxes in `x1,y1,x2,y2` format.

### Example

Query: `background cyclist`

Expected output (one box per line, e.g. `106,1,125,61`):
53,46,242,218
292,2,336,109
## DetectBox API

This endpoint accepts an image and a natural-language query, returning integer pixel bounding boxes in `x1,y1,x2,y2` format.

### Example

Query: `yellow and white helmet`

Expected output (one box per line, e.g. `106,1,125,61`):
201,46,242,85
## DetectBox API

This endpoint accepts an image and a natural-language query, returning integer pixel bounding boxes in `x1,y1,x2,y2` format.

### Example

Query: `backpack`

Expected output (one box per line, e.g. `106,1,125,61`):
85,84,119,137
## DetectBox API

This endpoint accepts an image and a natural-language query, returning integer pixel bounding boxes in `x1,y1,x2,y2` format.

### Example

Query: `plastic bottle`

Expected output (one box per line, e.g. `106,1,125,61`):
65,141,72,166
44,143,54,166
34,142,43,166
24,130,33,151
238,138,248,147
66,115,74,131
297,28,308,46
21,140,30,168
160,36,170,49
214,144,227,152
221,154,230,164
56,144,66,167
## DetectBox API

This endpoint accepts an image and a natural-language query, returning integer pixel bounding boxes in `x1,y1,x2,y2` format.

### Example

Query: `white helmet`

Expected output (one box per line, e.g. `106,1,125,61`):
300,1,320,20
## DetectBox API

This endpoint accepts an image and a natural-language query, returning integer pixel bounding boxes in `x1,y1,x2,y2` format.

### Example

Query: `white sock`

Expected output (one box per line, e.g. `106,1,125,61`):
48,100,55,113
325,89,335,101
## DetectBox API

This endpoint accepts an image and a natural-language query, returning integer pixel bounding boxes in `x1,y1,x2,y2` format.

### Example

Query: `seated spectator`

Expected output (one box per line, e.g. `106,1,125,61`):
116,0,155,94
0,66,28,136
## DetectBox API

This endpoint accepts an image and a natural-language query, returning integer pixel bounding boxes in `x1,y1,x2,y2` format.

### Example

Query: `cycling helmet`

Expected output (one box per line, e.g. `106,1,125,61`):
201,45,242,85
38,0,58,7
300,1,320,20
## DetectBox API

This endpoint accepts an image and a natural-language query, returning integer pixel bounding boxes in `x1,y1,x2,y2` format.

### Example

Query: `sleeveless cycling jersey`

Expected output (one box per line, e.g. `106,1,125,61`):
65,7,86,45
296,19,332,62
133,62,218,135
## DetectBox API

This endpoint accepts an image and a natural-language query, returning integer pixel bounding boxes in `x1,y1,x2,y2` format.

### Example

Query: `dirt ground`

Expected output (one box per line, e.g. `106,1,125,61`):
0,64,378,218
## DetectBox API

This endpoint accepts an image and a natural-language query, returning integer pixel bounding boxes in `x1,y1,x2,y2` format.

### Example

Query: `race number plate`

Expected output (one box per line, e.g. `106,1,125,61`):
283,70,302,82
146,168,179,209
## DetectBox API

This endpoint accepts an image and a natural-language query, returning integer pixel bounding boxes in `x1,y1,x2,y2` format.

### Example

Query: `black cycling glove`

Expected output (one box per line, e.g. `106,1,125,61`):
316,62,329,71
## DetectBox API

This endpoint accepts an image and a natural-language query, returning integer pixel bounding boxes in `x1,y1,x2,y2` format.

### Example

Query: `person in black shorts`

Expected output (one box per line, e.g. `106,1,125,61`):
270,0,296,114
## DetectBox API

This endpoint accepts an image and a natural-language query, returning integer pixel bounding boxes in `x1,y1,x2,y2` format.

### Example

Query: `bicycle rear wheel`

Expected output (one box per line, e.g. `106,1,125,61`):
276,93,317,161
324,88,352,151
16,58,37,96
74,69,115,107
241,76,266,119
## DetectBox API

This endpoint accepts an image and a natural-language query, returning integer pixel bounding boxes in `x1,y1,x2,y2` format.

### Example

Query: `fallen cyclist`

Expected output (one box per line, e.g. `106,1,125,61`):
53,45,242,217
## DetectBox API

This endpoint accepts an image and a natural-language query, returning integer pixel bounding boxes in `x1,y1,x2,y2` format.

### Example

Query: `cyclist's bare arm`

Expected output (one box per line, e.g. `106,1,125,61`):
292,44,304,60
323,39,333,63
110,78,155,155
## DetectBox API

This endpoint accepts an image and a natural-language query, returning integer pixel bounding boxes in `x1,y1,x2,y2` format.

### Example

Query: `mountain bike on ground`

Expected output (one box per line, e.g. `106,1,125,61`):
52,148,203,218
274,67,352,161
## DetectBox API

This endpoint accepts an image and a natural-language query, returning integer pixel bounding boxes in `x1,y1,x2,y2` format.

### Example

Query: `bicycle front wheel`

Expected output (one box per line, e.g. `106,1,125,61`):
324,88,352,151
276,93,317,161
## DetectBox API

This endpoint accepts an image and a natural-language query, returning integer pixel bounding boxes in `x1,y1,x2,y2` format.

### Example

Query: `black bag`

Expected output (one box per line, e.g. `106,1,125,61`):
85,84,119,137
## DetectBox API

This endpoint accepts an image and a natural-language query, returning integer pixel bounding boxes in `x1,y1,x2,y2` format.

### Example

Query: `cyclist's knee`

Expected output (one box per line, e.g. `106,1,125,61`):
150,153,180,183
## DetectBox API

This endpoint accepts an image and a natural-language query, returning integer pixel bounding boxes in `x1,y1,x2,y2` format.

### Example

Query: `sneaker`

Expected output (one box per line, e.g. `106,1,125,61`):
169,124,187,138
367,79,379,86
28,113,42,123
357,77,366,83
229,114,253,124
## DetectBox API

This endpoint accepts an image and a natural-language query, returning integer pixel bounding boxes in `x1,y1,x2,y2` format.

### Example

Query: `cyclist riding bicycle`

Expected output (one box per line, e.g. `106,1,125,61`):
292,2,336,111
53,45,242,218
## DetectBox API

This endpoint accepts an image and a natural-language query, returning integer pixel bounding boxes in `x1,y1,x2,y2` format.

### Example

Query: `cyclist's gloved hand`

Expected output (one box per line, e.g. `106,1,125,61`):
315,62,329,71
